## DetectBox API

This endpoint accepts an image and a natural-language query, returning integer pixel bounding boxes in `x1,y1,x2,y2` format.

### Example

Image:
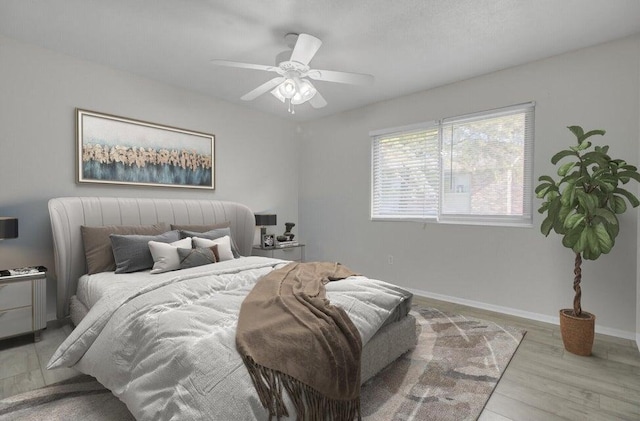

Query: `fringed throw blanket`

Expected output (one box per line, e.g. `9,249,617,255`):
236,262,362,421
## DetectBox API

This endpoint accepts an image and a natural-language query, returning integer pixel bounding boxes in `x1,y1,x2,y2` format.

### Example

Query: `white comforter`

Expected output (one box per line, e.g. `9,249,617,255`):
48,257,412,420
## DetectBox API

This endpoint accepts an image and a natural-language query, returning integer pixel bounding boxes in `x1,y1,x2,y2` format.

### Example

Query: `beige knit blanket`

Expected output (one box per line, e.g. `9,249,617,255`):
236,262,362,421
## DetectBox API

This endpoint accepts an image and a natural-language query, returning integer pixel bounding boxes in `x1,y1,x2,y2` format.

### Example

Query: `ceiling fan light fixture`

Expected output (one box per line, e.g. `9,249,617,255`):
291,79,316,105
278,79,297,99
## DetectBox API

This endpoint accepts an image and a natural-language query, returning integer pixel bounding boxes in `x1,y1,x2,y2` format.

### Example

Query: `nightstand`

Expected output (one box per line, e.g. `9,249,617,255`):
252,244,305,262
0,267,47,341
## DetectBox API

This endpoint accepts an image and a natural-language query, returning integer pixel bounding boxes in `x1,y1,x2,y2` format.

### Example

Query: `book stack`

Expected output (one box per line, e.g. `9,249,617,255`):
276,241,299,248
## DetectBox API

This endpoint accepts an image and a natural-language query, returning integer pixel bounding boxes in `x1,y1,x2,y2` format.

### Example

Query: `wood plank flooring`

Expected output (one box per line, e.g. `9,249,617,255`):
0,296,638,420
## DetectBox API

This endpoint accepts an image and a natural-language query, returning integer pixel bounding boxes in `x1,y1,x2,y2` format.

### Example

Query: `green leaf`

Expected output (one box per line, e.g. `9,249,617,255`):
594,223,613,254
575,190,598,213
592,179,615,192
575,141,591,151
585,226,602,258
568,126,584,141
593,208,617,225
541,216,554,237
579,129,606,142
538,175,556,184
564,213,585,230
604,217,620,242
560,185,576,207
581,151,611,169
573,226,589,253
554,203,571,234
535,182,552,195
613,187,640,207
562,224,583,249
551,149,577,165
558,162,576,177
611,195,627,214
617,170,640,183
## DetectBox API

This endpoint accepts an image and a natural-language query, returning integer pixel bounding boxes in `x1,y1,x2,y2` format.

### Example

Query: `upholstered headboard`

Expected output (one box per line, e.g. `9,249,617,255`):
48,197,255,319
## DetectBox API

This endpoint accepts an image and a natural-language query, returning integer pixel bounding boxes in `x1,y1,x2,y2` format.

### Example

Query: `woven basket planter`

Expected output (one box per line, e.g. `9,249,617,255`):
559,309,595,356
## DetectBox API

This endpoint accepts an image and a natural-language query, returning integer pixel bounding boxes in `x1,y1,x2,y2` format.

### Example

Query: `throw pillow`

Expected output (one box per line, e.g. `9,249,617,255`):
181,227,240,258
148,237,193,274
110,230,180,273
177,245,219,270
192,236,234,261
81,223,168,274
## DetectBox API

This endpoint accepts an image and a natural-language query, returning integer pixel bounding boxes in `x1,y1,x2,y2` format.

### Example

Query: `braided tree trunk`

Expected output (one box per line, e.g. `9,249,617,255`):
573,252,582,316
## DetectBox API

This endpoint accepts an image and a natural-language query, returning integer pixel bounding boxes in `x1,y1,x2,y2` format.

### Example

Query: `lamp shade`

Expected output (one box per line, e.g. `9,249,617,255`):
255,214,277,226
0,217,18,239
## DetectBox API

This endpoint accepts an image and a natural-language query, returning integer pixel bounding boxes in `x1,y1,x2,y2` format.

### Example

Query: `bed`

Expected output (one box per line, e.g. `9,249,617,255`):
46,197,417,420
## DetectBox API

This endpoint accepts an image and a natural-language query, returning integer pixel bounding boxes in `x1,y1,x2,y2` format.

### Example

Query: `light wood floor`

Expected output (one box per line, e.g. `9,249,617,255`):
0,297,638,420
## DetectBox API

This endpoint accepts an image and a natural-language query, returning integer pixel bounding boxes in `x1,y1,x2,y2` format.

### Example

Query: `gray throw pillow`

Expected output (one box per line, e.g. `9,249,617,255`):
177,246,218,269
110,230,180,273
179,227,241,258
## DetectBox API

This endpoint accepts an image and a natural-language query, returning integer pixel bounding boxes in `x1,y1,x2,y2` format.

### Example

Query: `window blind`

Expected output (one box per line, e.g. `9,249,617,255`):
440,104,534,225
370,102,534,226
371,125,439,219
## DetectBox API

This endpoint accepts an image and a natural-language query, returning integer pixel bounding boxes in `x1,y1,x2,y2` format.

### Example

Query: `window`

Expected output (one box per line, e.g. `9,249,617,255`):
371,103,534,226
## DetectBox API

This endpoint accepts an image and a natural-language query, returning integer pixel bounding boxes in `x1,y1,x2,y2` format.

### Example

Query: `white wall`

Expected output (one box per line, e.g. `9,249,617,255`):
0,35,298,321
299,35,640,337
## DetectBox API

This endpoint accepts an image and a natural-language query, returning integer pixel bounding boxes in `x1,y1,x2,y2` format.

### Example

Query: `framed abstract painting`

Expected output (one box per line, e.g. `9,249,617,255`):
76,109,215,189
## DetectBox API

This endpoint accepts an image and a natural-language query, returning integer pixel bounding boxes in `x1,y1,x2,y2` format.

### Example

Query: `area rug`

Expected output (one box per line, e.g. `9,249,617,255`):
0,307,525,421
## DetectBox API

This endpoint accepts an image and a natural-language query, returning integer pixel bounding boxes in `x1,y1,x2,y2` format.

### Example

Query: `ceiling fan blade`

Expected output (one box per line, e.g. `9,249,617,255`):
241,77,285,101
307,69,374,85
309,90,327,109
289,34,322,65
211,59,278,73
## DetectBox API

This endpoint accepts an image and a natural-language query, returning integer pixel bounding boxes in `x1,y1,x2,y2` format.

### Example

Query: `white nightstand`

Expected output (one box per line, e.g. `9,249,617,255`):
252,244,305,262
0,267,47,341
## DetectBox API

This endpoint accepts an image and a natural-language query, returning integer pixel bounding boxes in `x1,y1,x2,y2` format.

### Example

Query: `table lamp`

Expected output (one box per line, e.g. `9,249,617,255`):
0,217,18,240
254,214,277,237
255,214,277,248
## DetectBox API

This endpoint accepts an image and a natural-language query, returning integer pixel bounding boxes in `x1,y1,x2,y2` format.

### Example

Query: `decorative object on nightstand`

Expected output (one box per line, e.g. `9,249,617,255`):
277,222,296,242
252,244,305,262
0,217,18,239
255,213,277,248
0,266,47,341
261,233,276,249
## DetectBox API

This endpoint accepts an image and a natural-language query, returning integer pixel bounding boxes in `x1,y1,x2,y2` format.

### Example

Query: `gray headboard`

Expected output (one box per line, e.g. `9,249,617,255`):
48,197,256,319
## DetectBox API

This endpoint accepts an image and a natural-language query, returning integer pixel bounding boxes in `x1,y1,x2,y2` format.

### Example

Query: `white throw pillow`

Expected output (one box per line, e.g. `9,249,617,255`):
148,237,192,274
192,235,234,261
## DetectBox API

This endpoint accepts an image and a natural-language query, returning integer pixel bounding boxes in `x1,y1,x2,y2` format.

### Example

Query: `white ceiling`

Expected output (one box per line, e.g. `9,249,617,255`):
1,0,640,121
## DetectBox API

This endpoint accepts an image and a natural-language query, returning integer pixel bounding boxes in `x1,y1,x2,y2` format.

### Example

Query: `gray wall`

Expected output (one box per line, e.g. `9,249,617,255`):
2,32,639,339
0,35,299,320
637,42,640,348
299,35,640,337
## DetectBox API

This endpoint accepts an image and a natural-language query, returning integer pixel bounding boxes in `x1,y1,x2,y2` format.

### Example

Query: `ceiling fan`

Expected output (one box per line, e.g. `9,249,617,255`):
212,33,374,114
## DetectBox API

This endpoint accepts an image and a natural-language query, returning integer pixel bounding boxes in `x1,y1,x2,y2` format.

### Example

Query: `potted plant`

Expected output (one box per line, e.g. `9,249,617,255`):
536,126,640,356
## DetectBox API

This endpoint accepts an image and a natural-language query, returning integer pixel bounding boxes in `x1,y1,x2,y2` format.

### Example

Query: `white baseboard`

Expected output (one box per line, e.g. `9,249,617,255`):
406,287,636,341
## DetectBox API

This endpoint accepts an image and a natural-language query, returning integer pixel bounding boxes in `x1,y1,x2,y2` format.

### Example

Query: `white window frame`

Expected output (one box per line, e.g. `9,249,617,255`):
370,102,534,227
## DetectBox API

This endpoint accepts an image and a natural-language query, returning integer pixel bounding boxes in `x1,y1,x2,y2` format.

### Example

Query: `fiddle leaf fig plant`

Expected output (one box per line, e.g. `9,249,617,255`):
536,126,640,317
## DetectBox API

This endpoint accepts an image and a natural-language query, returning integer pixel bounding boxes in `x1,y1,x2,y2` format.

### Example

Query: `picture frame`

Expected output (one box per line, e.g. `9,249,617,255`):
76,109,215,189
261,233,276,249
